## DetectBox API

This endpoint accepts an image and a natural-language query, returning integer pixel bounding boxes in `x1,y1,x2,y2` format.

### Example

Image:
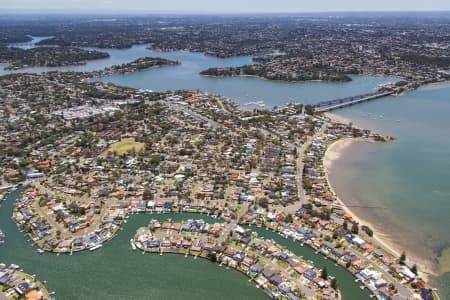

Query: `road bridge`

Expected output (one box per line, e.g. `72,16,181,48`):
314,90,395,112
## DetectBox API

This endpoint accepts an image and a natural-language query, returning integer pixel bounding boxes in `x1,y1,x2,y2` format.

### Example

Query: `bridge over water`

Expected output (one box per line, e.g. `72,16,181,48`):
313,90,395,112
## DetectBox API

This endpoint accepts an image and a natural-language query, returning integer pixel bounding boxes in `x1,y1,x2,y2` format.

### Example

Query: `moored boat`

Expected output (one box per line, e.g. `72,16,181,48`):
130,239,136,251
89,244,103,251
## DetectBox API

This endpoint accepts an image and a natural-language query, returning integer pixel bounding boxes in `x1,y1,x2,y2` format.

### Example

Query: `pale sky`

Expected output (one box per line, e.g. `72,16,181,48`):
2,0,450,13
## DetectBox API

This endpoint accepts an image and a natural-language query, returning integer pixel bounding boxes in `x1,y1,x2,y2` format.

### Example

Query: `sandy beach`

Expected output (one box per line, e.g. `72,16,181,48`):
323,113,439,281
324,112,354,126
323,136,437,281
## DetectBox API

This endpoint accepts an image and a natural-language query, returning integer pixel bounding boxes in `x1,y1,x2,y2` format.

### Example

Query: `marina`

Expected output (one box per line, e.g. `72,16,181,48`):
0,19,450,299
0,189,372,299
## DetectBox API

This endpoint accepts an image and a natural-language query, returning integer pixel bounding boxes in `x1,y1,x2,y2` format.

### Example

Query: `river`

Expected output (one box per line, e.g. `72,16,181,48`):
1,39,395,109
1,36,449,298
329,83,450,298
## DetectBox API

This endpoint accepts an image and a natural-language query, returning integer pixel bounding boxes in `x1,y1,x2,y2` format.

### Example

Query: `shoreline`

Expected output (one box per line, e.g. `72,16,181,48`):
200,73,352,84
323,137,437,281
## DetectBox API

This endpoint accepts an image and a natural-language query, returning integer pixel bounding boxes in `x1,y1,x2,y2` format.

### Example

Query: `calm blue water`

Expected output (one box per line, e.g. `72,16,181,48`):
331,84,450,297
0,40,395,107
93,49,394,106
0,188,372,300
2,36,450,297
0,189,265,300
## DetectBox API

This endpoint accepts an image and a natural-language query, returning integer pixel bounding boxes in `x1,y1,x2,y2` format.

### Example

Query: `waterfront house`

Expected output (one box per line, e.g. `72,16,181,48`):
352,236,365,248
399,266,416,282
303,269,317,281
269,274,283,286
250,264,264,276
262,268,274,280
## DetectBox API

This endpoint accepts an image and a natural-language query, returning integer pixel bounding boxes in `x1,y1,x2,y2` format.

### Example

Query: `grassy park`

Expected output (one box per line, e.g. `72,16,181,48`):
107,139,144,155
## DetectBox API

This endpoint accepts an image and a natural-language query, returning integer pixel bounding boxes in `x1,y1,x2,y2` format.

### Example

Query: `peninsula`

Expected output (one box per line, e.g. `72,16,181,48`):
0,263,50,300
0,13,447,300
0,67,437,299
0,46,110,70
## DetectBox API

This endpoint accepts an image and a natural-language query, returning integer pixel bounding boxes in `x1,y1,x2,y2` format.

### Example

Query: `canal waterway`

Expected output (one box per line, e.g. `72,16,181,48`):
2,36,450,297
252,227,372,300
0,188,263,300
0,188,371,299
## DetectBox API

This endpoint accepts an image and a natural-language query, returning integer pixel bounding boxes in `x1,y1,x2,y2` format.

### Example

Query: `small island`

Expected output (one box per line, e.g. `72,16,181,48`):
101,57,180,75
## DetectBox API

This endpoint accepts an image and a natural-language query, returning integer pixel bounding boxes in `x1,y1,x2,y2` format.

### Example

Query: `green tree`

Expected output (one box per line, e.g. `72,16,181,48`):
400,252,406,264
332,231,339,240
343,220,348,231
285,213,293,223
330,278,338,290
321,267,328,280
38,197,46,207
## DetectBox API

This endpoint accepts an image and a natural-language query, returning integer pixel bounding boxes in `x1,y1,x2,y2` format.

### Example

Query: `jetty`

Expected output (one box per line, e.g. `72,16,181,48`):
313,90,395,112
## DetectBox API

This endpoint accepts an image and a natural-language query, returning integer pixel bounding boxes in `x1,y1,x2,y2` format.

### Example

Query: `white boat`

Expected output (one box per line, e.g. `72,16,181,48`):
9,264,20,270
90,244,103,251
36,249,45,254
130,239,136,251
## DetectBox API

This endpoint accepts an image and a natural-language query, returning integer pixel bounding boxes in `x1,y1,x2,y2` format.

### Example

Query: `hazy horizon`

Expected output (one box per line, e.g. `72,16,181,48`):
2,0,450,14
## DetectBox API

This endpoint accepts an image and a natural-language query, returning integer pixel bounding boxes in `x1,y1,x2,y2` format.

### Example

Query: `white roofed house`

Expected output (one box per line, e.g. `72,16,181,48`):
352,236,365,248
399,265,416,282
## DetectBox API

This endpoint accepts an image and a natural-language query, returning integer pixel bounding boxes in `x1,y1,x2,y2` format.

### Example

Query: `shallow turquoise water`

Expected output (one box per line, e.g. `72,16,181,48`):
2,36,449,297
331,84,450,297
